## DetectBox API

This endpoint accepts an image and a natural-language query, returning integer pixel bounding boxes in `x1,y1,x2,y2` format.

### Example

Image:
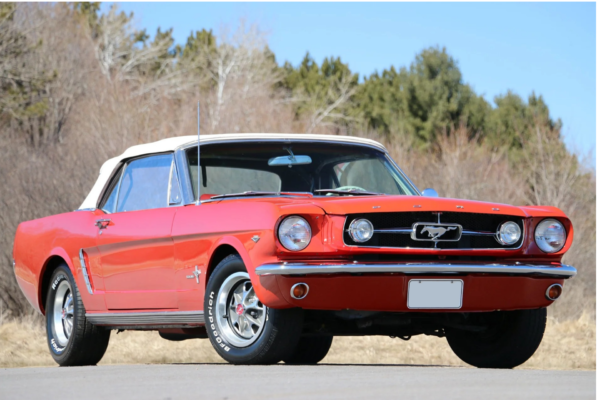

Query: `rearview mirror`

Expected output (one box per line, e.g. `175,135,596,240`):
268,155,312,166
421,188,439,197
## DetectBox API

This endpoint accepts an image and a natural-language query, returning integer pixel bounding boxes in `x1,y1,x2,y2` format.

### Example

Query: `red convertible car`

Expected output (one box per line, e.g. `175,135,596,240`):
13,133,576,368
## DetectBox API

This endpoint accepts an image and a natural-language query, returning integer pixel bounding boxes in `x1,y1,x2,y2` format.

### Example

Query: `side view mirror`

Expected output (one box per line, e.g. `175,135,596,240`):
421,188,439,197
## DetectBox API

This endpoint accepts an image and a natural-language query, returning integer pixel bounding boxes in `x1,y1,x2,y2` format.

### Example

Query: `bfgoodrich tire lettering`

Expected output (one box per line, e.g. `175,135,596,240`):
204,254,303,364
445,308,547,369
45,264,110,366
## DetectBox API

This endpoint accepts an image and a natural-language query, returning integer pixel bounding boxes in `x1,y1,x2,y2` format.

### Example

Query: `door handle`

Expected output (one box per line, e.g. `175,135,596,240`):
95,219,111,229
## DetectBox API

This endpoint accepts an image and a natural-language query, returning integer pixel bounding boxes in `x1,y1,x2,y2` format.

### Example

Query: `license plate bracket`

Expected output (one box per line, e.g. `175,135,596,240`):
407,279,463,309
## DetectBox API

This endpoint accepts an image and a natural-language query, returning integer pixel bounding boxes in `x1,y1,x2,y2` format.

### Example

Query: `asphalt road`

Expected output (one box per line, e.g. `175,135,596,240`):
0,364,594,400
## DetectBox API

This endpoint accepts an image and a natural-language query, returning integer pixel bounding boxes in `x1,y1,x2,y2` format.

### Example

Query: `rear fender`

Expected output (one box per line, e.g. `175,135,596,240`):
37,248,75,314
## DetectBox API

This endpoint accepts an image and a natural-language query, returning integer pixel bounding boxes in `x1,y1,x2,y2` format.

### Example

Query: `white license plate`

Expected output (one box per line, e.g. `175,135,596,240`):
407,279,463,309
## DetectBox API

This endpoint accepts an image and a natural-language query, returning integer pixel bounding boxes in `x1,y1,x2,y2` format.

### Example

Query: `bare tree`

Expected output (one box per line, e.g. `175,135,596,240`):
304,71,357,133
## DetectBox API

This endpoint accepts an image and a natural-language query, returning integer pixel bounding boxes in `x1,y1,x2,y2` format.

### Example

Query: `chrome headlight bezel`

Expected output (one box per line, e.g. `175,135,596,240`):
495,221,522,246
535,219,566,253
348,218,374,243
277,216,312,251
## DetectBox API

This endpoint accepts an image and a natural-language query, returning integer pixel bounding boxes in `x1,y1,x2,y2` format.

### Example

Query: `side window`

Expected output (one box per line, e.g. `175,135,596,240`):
116,154,173,213
168,160,182,205
99,165,124,213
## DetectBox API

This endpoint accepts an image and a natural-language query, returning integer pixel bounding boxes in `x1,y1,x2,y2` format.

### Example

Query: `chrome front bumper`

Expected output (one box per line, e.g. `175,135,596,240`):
255,262,577,278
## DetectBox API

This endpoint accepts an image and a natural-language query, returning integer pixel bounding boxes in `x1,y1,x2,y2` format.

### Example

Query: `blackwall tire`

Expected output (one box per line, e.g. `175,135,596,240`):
204,254,303,364
445,308,547,369
283,335,333,364
45,264,110,366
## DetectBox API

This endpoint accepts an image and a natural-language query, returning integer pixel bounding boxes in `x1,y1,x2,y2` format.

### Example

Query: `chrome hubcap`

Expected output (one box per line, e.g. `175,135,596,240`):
216,272,266,347
52,280,74,347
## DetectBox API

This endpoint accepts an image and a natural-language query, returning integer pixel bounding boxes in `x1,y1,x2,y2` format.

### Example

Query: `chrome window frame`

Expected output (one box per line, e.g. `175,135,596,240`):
167,158,183,206
175,147,196,205
98,163,126,214
97,151,184,213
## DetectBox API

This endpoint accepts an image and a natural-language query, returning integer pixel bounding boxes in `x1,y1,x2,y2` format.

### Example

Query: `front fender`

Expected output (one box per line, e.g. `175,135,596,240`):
208,235,291,308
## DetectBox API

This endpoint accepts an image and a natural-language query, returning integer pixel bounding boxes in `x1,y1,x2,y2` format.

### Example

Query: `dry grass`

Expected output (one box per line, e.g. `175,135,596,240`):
0,313,594,370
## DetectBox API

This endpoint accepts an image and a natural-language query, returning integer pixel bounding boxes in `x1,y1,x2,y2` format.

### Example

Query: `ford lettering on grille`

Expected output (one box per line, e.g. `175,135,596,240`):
411,222,463,242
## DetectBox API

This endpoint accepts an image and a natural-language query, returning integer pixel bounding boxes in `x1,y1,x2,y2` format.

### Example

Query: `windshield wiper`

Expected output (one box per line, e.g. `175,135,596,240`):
314,189,381,196
209,191,280,200
209,191,313,200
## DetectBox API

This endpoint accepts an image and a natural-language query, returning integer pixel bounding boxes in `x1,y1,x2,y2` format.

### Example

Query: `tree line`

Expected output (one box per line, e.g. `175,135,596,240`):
2,2,562,155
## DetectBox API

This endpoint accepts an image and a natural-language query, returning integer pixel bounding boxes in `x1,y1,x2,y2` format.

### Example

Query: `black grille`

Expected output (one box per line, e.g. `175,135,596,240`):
343,212,524,250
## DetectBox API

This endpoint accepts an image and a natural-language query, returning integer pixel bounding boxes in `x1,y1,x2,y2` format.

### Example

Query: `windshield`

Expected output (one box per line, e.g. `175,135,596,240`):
186,141,419,198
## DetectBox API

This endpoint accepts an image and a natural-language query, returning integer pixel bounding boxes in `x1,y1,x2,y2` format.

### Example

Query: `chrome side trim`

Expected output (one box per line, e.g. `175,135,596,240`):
78,249,93,295
86,311,205,326
255,263,577,278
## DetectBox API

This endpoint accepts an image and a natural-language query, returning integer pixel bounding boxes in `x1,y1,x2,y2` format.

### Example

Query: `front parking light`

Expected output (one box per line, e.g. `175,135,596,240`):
495,221,521,246
348,218,374,243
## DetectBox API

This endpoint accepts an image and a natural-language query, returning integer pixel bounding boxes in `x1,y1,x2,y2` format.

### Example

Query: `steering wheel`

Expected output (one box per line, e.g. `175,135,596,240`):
326,185,368,196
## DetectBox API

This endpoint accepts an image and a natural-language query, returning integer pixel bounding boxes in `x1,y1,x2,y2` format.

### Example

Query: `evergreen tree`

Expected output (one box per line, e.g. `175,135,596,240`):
356,46,489,146
487,91,562,150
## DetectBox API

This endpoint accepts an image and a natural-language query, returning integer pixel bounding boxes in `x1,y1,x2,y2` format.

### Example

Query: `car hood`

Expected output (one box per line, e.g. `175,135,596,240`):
307,195,530,217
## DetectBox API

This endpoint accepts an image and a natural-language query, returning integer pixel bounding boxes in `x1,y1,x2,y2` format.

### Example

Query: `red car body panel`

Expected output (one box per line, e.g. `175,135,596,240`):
14,194,573,318
272,274,561,312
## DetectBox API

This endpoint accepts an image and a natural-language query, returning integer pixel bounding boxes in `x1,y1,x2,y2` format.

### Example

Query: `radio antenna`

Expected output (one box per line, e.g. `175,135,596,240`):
196,101,201,205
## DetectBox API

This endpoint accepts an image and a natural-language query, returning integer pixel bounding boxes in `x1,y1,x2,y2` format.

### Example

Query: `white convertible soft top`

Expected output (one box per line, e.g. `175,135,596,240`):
79,133,387,210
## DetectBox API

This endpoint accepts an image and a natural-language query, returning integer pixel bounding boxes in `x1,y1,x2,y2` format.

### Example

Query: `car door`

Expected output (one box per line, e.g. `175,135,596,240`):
96,153,183,310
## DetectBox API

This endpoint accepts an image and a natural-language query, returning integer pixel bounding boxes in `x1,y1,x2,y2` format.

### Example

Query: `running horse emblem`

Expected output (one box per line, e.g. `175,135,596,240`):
421,225,457,240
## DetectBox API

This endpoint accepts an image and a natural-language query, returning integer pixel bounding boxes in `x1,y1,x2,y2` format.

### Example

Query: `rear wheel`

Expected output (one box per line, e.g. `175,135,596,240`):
445,308,546,369
45,264,110,366
204,254,303,364
283,335,333,364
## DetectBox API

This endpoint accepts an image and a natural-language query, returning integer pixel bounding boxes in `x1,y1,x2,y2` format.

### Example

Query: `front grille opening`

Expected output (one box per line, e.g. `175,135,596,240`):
343,212,524,250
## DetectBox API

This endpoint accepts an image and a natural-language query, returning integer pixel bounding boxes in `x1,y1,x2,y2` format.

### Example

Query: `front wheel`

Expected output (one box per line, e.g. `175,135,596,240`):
204,255,303,364
445,308,546,369
45,264,110,366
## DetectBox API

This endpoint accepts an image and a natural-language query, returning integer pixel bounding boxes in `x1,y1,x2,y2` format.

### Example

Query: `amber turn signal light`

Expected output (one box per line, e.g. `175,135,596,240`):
290,283,309,300
546,284,562,301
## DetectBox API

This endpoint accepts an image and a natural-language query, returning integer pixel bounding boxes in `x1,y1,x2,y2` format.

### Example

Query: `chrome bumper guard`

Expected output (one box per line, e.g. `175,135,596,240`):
255,262,577,278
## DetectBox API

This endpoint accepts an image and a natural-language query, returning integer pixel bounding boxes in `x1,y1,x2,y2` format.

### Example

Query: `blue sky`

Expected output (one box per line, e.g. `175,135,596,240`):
104,2,596,163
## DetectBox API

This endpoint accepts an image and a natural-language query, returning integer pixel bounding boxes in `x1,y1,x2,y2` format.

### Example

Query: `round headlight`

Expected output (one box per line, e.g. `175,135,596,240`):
496,221,522,246
348,219,374,243
535,219,566,253
278,216,312,251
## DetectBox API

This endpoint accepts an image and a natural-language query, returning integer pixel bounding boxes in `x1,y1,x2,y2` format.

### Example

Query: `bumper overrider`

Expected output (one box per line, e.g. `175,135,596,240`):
255,262,576,312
